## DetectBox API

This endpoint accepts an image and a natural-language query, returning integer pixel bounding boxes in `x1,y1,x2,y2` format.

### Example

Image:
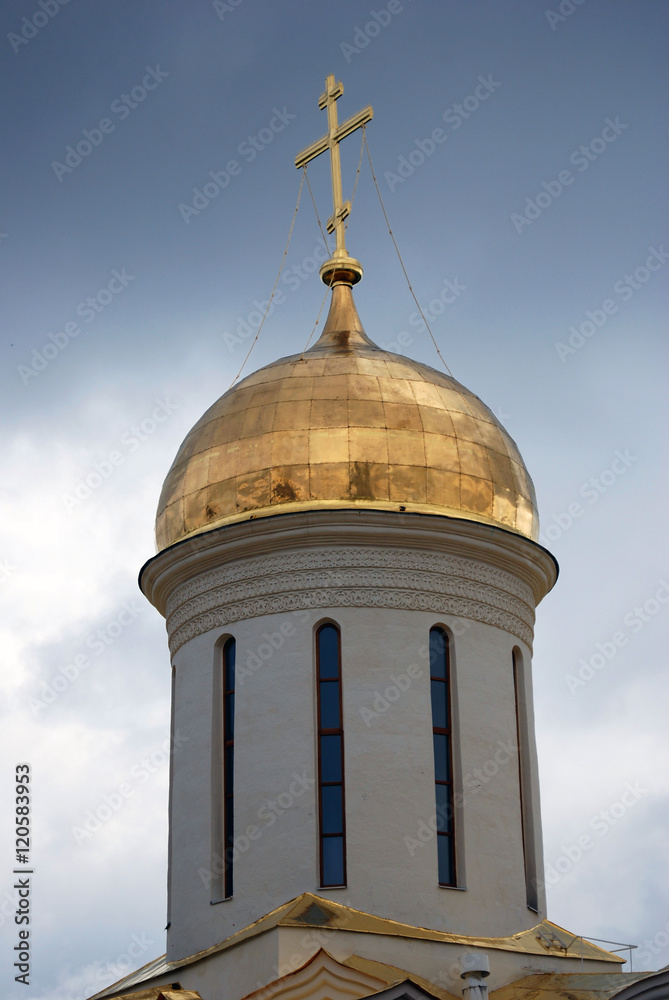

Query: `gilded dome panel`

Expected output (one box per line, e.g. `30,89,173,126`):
155,285,539,550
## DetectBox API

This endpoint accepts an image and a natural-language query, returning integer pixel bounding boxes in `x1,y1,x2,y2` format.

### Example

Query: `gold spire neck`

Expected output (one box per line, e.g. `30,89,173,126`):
309,282,376,352
295,74,372,286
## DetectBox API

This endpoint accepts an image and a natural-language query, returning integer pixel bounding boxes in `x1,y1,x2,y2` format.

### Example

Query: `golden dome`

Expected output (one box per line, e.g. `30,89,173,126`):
155,284,538,551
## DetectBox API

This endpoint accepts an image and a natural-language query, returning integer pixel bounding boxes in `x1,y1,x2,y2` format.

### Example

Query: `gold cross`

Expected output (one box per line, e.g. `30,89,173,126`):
295,74,372,284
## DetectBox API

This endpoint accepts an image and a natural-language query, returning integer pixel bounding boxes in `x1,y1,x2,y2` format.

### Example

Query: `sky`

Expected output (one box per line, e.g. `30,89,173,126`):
1,1,667,997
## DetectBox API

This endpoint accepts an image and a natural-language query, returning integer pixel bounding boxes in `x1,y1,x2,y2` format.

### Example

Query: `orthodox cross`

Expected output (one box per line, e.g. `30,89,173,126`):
295,74,373,262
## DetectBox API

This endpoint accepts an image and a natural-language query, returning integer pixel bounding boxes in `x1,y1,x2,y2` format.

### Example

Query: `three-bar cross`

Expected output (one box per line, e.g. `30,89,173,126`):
295,75,373,265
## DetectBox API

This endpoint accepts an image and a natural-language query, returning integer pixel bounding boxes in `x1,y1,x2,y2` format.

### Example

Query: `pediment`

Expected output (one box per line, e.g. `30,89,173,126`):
238,948,454,1000
238,948,387,1000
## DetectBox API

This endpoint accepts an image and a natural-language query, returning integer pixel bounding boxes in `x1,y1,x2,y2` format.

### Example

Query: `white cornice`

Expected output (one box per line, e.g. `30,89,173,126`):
140,509,557,616
139,511,557,655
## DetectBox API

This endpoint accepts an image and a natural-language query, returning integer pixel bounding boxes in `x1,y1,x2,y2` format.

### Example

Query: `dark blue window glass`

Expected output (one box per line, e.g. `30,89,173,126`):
225,746,234,794
321,785,343,834
430,680,448,729
435,783,453,832
318,624,340,678
224,691,235,738
433,733,450,783
317,623,346,887
321,836,344,886
430,627,455,887
224,650,235,691
430,629,448,677
437,832,455,886
319,681,340,729
320,735,342,783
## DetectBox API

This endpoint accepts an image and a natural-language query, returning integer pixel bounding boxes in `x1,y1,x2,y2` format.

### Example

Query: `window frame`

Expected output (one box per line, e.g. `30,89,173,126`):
212,635,236,904
222,635,235,900
513,646,539,911
430,625,457,888
315,621,347,888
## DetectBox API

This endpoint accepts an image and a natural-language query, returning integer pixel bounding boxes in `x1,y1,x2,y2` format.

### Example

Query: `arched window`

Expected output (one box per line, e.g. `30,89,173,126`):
430,626,456,886
166,663,176,928
316,623,346,887
212,637,236,904
222,637,236,899
223,639,237,899
513,648,538,910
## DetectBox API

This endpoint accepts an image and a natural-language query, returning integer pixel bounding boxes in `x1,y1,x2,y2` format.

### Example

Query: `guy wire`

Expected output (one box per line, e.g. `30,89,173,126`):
363,132,454,378
229,169,305,388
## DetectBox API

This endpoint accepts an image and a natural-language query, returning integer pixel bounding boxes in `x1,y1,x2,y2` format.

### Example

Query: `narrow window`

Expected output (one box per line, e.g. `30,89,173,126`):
222,637,235,899
316,623,346,887
430,626,456,886
513,648,538,910
166,664,176,928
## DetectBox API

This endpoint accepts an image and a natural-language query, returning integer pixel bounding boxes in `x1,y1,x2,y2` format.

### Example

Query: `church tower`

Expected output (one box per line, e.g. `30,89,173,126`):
96,75,664,1000
141,261,556,961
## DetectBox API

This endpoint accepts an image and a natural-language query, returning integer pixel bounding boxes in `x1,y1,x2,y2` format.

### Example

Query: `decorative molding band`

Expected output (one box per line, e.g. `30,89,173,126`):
165,546,536,655
165,546,531,618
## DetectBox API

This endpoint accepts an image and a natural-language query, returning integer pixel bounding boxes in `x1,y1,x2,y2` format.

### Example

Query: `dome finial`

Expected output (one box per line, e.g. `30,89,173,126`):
295,74,373,287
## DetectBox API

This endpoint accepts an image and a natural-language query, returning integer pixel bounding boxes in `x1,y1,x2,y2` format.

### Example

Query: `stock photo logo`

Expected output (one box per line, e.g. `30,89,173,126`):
7,0,72,54
178,107,296,224
60,397,180,513
71,733,188,846
29,599,145,717
511,118,629,234
384,75,502,192
51,68,170,181
17,268,135,385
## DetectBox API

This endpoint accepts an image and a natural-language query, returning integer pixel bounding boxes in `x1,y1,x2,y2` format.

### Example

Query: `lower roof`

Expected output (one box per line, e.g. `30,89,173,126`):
90,892,623,1000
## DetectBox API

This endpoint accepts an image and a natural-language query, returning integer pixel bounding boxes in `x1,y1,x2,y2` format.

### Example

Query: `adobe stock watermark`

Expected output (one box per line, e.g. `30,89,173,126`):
360,663,423,725
339,0,412,63
28,599,145,717
360,617,472,726
213,0,244,19
637,920,669,970
511,116,628,234
555,245,668,362
71,732,188,845
178,106,296,224
61,397,179,513
222,235,332,352
95,931,155,984
198,771,315,888
0,885,27,932
380,276,467,355
0,558,16,583
385,75,502,192
237,600,346,683
545,0,588,31
7,0,71,55
538,781,647,887
539,449,637,546
236,611,308,684
17,267,135,385
51,67,169,182
405,739,518,856
565,580,669,694
247,908,355,1000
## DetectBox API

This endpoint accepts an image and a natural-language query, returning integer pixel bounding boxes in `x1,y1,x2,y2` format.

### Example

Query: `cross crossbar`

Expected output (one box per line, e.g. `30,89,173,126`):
295,74,373,264
294,107,373,170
